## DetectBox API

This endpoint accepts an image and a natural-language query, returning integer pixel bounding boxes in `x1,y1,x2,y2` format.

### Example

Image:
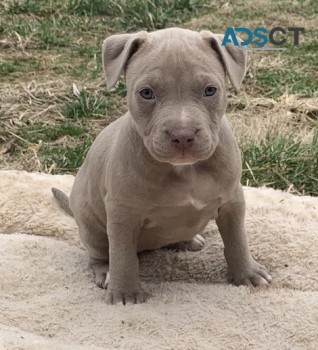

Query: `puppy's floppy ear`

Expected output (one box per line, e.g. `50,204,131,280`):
102,31,148,90
200,30,247,93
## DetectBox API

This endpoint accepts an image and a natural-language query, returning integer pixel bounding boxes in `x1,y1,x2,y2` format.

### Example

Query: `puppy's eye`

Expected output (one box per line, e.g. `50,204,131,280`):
140,88,155,100
204,86,217,97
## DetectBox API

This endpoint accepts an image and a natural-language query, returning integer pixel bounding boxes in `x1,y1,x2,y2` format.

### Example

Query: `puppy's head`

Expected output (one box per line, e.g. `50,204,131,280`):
102,28,246,165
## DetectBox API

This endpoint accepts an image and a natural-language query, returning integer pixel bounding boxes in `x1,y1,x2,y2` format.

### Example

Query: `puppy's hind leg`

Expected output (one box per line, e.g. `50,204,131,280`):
77,220,110,289
166,234,206,251
90,257,110,289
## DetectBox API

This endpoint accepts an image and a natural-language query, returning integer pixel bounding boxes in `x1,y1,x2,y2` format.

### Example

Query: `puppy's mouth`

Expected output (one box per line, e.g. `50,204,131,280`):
150,144,213,165
169,148,200,165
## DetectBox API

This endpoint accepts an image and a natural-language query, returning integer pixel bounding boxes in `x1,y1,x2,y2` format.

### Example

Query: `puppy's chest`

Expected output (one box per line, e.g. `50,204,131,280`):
146,173,223,223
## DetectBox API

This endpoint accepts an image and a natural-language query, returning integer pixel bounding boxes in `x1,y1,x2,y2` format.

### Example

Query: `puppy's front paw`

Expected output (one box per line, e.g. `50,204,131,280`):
106,288,146,305
231,258,272,287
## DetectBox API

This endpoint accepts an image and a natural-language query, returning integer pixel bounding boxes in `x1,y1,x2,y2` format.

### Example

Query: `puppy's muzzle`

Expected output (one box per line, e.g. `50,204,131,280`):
169,127,196,150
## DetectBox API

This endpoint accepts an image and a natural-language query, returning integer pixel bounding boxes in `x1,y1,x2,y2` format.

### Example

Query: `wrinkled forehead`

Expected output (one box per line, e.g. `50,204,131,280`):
125,29,225,86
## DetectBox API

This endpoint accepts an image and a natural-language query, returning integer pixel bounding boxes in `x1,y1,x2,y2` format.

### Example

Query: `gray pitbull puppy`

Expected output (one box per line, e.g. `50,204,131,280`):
52,28,272,305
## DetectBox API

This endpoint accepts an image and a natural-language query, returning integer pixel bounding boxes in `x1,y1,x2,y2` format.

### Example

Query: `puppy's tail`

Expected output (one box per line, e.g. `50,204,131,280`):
51,188,74,217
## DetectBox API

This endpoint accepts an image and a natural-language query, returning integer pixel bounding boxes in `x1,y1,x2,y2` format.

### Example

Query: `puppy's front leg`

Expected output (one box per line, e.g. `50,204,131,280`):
106,202,145,305
216,185,272,287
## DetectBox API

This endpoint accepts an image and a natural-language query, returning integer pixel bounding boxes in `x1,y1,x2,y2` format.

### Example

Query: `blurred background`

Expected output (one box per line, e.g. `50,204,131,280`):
0,0,317,195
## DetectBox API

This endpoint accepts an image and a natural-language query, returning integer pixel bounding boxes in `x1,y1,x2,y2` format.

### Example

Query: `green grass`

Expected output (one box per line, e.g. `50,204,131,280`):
276,0,318,15
37,16,72,49
62,90,108,119
242,132,318,196
110,0,209,31
13,122,92,172
40,135,93,172
76,44,100,57
253,36,318,98
0,57,41,76
67,0,117,16
256,69,318,98
18,123,87,143
71,61,101,79
112,79,127,97
285,40,318,68
1,0,210,79
7,0,65,15
0,13,97,50
0,15,34,38
3,0,210,32
0,61,16,75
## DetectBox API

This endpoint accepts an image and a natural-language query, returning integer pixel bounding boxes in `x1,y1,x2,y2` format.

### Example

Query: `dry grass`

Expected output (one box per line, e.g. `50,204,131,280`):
0,77,123,171
1,80,316,176
227,93,318,146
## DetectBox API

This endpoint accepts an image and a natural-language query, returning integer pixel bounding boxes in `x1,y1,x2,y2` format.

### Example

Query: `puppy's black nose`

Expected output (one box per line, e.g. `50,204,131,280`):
170,128,195,149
